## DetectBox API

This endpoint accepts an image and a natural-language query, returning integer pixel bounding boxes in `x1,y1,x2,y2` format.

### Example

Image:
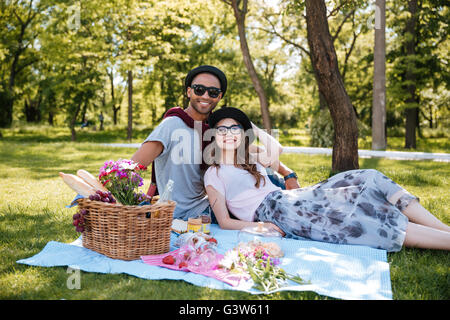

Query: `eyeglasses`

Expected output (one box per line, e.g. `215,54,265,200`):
216,124,243,136
191,84,222,99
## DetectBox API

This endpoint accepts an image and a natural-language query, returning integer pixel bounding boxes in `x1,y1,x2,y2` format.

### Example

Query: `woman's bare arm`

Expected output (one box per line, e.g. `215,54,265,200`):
205,185,285,235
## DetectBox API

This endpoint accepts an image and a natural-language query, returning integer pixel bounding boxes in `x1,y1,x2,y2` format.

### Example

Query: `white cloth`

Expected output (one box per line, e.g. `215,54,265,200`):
204,163,281,221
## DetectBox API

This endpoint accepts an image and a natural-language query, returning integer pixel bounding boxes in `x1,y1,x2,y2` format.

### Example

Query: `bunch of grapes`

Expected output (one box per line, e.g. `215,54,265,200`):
73,209,87,233
88,190,116,203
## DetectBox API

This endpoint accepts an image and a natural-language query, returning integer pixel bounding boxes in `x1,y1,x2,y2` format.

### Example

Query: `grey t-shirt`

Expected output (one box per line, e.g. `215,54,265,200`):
143,116,209,220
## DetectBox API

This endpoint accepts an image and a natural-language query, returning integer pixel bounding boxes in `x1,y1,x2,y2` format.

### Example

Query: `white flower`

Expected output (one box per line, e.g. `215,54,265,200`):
220,249,240,270
119,161,138,170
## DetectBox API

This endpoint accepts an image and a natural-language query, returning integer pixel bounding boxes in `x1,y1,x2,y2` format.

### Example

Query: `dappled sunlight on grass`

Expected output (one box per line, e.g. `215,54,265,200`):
1,124,154,144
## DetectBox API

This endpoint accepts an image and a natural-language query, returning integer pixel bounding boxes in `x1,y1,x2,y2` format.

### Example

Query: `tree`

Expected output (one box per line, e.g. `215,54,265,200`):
387,0,449,149
305,0,359,172
403,0,419,149
0,0,45,127
221,0,272,131
257,1,371,147
39,1,107,140
372,0,387,150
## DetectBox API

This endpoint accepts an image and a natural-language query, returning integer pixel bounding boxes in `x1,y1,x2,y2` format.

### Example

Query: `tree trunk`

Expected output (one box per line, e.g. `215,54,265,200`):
4,44,21,128
0,52,20,127
372,0,387,150
228,0,272,132
108,69,120,125
48,111,54,126
127,70,133,142
81,100,88,124
70,102,82,142
428,106,433,128
405,107,418,148
305,0,359,172
113,106,119,125
404,0,419,149
0,93,13,128
2,5,38,128
24,97,41,122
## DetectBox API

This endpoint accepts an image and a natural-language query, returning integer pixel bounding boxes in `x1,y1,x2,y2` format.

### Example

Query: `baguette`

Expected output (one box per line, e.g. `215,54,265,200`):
77,169,108,192
59,172,96,197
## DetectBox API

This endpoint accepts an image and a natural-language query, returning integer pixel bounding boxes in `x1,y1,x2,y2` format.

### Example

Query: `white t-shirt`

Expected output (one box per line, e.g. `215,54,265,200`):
204,163,281,221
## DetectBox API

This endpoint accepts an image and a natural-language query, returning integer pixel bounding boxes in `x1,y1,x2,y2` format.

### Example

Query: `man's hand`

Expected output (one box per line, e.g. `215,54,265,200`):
285,177,300,190
273,160,300,190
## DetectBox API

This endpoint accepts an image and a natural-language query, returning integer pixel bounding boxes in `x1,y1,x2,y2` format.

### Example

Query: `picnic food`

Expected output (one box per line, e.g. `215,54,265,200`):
187,217,202,233
162,255,175,265
73,209,87,233
261,242,284,258
172,219,188,234
236,240,284,258
201,214,211,234
150,195,160,204
88,190,116,203
77,169,108,192
174,232,218,249
59,172,97,197
208,238,218,245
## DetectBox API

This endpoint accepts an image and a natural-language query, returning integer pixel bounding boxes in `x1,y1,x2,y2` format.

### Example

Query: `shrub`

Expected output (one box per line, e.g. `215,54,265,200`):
308,108,370,148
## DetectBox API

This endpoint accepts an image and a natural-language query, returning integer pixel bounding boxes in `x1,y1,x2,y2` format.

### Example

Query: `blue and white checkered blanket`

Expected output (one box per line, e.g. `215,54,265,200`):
17,224,392,300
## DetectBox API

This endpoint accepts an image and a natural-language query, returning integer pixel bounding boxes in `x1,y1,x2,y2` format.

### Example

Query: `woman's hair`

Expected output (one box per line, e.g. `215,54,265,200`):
208,124,266,188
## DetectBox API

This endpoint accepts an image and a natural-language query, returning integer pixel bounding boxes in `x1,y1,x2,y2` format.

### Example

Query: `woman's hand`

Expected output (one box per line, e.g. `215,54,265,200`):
264,222,286,237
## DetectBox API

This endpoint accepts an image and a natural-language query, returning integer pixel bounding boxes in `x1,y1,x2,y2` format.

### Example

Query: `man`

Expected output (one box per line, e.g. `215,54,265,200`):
131,65,299,221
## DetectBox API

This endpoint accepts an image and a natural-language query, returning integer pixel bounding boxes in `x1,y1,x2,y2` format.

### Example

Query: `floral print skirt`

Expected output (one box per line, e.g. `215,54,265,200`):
255,169,417,252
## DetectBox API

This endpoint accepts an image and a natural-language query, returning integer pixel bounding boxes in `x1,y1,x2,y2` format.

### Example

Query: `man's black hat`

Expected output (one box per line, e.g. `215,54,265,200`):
207,106,255,143
185,65,227,98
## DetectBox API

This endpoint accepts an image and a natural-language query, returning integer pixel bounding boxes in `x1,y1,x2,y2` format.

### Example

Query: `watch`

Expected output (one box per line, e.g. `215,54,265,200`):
283,172,298,181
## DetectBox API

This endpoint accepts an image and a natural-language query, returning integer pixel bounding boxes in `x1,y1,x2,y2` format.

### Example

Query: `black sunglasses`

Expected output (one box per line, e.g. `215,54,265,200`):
191,84,222,98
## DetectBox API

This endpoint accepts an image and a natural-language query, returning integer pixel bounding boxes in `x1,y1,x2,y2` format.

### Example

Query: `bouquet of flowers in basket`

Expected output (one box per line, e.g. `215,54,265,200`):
60,159,154,235
218,241,309,293
98,159,151,206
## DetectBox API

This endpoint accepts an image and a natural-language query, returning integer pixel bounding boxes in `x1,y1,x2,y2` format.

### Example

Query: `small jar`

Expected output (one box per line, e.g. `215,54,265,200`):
187,217,202,233
201,214,211,234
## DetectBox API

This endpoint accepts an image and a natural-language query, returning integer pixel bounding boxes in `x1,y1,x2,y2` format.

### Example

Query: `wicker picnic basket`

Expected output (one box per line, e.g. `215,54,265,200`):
77,198,176,260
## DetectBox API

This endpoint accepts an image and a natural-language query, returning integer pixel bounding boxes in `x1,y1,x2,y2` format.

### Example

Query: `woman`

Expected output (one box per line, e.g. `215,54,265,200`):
203,107,450,252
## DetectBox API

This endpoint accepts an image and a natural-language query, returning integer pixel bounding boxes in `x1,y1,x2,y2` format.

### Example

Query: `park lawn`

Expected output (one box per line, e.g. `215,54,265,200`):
2,124,449,153
0,139,449,300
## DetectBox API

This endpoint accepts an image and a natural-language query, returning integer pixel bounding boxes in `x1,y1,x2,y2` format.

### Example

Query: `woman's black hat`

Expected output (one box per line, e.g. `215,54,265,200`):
207,106,255,143
185,65,227,98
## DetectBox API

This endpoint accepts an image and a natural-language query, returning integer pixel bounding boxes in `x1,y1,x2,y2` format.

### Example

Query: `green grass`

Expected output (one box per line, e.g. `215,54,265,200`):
0,124,155,144
0,126,449,300
276,128,449,154
2,124,448,153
